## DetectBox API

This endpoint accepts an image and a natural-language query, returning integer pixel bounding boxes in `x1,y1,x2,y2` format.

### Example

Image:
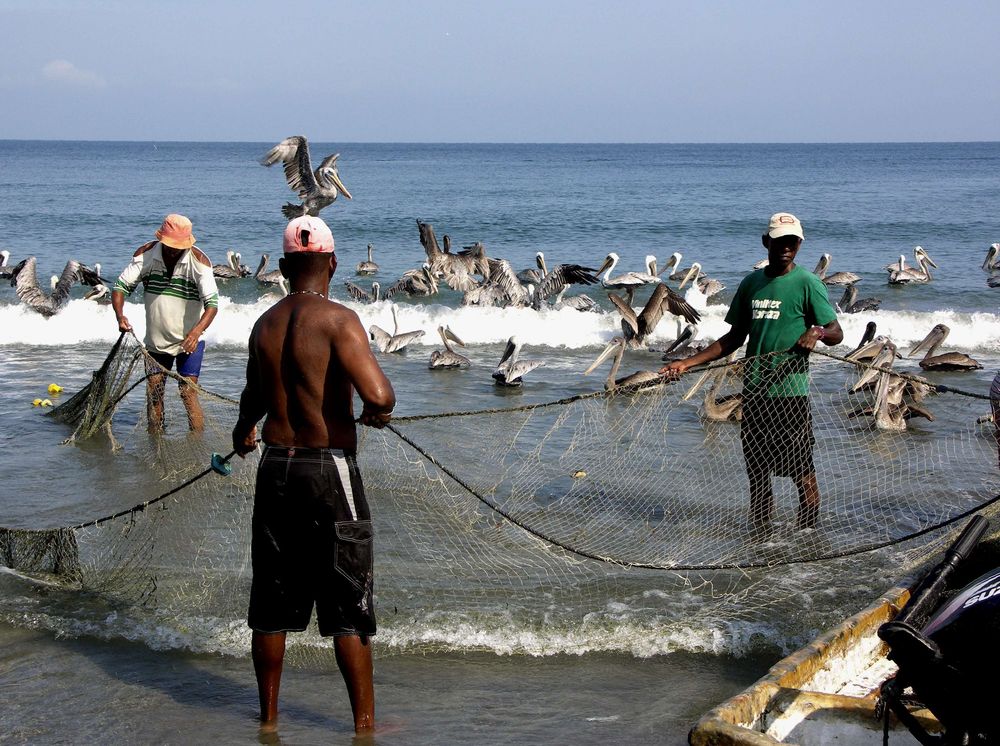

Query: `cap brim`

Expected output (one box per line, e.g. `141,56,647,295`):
157,232,196,249
767,227,803,240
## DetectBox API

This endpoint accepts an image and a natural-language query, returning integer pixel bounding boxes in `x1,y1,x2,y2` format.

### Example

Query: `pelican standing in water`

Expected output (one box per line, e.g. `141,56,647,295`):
886,245,935,273
492,336,543,386
907,324,982,371
981,243,1000,271
213,250,243,279
584,337,663,392
356,243,379,275
677,262,723,312
253,254,286,286
607,281,701,349
9,256,81,317
837,284,882,314
260,135,353,220
428,325,471,369
369,304,425,353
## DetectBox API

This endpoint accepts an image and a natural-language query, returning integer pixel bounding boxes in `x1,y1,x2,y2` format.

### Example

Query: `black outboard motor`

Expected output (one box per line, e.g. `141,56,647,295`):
878,515,1000,745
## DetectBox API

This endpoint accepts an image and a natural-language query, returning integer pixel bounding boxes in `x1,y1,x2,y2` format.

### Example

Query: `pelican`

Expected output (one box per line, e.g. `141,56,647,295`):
232,252,252,277
260,135,352,220
597,253,661,303
532,254,601,309
837,284,882,314
463,258,530,307
9,257,81,317
680,356,743,421
583,337,662,392
982,243,1000,271
213,250,242,279
369,304,425,353
416,222,487,290
851,339,898,393
847,321,878,357
355,243,379,275
384,264,438,299
343,281,380,304
888,247,937,284
660,321,709,361
677,262,722,312
552,286,599,312
607,282,700,349
253,254,285,286
84,284,110,303
0,250,12,279
428,326,471,369
492,336,543,386
886,246,936,273
813,253,861,286
752,258,769,270
516,252,546,285
662,252,696,282
907,324,982,371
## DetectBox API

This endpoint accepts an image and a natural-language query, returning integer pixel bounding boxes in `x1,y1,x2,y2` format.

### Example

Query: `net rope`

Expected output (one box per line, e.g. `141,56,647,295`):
2,331,998,658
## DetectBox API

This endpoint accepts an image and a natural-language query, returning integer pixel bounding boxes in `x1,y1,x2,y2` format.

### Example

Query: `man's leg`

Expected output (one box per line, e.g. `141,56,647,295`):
794,471,820,529
334,634,375,733
252,631,286,724
146,372,166,433
747,467,774,537
178,375,205,432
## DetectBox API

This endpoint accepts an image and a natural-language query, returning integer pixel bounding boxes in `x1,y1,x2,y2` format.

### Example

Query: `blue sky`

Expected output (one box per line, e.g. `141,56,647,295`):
1,0,998,142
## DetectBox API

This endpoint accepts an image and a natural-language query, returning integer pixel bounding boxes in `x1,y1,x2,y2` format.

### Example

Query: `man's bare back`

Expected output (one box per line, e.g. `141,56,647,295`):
233,252,395,457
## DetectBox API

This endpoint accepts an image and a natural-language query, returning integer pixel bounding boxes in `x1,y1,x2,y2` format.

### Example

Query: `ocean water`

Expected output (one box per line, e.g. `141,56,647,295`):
1,140,999,744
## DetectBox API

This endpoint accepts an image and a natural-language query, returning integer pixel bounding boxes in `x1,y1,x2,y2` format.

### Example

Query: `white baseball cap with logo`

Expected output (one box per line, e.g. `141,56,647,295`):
765,212,804,240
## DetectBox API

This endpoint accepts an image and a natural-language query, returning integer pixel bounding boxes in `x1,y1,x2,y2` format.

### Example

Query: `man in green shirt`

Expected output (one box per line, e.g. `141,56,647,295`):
661,213,843,538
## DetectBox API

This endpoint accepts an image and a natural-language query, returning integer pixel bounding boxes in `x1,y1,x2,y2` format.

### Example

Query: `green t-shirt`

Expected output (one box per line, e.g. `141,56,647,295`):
725,265,837,397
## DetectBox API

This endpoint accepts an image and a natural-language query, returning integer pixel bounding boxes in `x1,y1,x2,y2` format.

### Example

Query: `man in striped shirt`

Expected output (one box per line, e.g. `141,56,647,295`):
112,214,219,432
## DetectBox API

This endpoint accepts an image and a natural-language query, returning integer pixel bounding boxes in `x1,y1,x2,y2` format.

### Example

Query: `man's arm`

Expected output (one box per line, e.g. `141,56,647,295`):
181,306,218,354
111,254,146,333
334,310,396,428
184,250,220,354
659,326,748,377
232,328,266,456
795,319,844,352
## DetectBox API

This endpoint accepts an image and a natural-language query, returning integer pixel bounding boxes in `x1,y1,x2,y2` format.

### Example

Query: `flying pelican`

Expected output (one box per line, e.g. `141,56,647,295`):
369,304,425,353
981,243,1000,271
416,222,488,290
492,336,543,386
428,326,471,369
343,280,380,304
813,254,862,286
9,257,81,317
907,324,982,371
356,243,379,275
583,337,662,392
607,282,701,349
837,284,882,314
253,254,285,286
885,246,936,273
463,258,530,307
260,135,353,220
888,247,937,284
598,253,661,303
213,250,243,279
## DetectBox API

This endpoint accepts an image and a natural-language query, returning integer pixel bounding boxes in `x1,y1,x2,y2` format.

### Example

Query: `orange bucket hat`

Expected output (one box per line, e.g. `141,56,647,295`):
155,214,197,249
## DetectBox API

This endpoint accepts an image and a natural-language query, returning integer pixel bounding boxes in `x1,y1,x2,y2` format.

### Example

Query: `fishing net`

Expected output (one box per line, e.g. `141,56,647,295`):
2,331,998,660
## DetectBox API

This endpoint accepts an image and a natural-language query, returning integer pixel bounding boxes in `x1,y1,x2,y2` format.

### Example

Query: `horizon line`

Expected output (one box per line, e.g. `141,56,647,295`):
1,138,999,146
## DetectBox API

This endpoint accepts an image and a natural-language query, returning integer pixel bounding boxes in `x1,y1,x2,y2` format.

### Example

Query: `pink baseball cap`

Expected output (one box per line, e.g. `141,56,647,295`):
283,215,335,254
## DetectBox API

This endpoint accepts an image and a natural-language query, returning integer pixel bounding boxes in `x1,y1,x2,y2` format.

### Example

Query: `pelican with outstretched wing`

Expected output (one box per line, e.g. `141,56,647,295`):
492,336,543,386
9,257,81,317
369,304,425,353
260,135,353,220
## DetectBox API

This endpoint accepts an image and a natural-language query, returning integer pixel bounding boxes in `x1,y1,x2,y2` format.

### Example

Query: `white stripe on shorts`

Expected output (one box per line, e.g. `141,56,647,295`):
332,452,358,520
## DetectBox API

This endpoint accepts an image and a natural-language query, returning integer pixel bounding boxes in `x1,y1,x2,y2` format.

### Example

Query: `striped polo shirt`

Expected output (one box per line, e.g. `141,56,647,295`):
114,241,219,355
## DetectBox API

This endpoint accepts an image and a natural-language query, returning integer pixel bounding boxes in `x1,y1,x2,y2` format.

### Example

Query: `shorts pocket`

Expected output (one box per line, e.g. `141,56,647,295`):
334,520,374,592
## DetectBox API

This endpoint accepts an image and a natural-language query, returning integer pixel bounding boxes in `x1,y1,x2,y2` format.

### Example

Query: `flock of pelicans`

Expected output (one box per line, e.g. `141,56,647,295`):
1,134,995,418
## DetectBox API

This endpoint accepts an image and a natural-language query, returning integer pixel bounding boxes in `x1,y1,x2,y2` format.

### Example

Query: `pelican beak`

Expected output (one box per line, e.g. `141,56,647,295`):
583,339,621,375
330,168,352,200
680,367,714,401
662,324,694,355
678,265,698,289
918,249,938,268
907,327,942,358
852,342,897,391
445,326,465,347
596,255,614,275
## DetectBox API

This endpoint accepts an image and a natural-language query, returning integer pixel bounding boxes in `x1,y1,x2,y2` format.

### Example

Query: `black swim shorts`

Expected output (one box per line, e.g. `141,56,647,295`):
248,446,376,637
740,395,815,479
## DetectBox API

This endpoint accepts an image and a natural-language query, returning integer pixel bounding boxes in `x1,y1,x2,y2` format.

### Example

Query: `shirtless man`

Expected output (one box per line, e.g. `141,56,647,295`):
231,215,395,733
